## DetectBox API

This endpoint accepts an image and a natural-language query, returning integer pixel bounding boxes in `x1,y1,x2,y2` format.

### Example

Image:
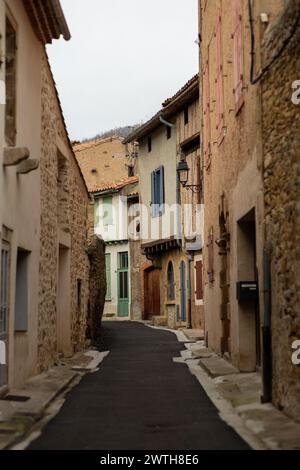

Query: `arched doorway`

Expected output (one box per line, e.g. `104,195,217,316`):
180,261,187,322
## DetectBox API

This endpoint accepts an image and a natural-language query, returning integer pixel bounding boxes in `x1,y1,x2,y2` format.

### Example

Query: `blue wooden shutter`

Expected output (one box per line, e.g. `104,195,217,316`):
151,171,155,217
159,165,165,214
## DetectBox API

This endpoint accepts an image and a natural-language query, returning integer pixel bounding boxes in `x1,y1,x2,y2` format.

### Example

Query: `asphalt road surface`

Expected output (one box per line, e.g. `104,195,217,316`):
29,321,249,450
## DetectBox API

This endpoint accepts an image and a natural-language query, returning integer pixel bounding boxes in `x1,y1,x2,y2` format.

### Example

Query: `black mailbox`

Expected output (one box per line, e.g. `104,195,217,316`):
236,281,258,301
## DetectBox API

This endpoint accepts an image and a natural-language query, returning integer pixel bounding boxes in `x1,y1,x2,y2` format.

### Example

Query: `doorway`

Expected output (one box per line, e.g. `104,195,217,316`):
0,241,10,389
117,252,129,317
237,209,261,369
57,245,71,356
144,267,160,320
180,261,187,322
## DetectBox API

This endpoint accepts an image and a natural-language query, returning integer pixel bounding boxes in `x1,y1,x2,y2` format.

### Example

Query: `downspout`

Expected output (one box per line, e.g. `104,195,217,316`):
261,247,272,403
159,116,176,128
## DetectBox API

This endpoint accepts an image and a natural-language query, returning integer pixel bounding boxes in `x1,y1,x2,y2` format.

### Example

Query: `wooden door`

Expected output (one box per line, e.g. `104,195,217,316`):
145,269,160,319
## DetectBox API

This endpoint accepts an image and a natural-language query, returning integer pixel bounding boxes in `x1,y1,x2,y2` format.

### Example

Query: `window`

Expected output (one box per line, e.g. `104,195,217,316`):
167,262,175,301
151,166,165,217
105,254,111,300
195,260,203,300
147,136,152,153
166,126,171,140
184,107,189,125
118,252,128,269
15,249,30,332
102,195,113,226
216,14,224,141
5,16,17,146
233,0,244,108
128,165,134,177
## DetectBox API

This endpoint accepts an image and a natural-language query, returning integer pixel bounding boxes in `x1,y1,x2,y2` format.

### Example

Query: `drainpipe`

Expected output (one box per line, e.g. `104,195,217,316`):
261,247,272,403
159,116,176,128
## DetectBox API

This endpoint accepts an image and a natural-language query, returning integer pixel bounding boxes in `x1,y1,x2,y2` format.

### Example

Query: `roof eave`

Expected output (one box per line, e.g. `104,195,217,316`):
23,0,71,45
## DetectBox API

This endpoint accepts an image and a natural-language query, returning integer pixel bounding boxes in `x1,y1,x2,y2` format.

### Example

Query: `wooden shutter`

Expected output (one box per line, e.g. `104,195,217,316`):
105,254,111,300
195,260,203,300
233,0,243,105
103,196,113,226
207,228,214,283
216,14,224,139
94,199,100,227
203,61,211,165
159,165,165,211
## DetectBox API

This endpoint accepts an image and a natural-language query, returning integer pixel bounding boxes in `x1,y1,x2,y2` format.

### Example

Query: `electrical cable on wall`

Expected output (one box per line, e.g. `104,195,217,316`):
248,0,300,85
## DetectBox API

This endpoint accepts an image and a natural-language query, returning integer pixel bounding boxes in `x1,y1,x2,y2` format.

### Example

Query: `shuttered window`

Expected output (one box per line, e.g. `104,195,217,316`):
102,196,113,226
195,260,203,300
167,261,175,301
233,0,244,107
216,14,224,141
207,228,214,283
105,254,111,300
5,16,17,146
151,166,165,217
203,61,211,166
94,199,100,227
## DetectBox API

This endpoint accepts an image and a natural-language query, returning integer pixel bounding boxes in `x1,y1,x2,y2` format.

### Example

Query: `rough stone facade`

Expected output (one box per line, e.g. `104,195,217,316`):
261,0,300,421
199,0,283,372
86,235,106,343
38,54,90,371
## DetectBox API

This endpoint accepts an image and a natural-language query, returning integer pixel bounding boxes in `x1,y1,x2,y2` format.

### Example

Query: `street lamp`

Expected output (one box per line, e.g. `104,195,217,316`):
176,159,189,187
176,159,201,193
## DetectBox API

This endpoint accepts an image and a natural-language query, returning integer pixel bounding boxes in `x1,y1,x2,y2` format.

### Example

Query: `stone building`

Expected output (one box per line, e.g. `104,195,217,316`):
75,138,142,320
125,77,203,329
198,0,300,420
198,0,284,373
0,0,90,391
260,0,300,421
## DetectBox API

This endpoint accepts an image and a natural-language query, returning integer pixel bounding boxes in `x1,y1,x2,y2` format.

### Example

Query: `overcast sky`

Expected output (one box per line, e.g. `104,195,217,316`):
47,0,198,141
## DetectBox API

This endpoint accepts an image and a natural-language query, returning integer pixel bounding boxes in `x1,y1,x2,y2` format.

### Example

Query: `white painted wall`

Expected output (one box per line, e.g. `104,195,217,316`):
103,243,130,318
138,125,178,243
94,192,131,318
94,193,128,242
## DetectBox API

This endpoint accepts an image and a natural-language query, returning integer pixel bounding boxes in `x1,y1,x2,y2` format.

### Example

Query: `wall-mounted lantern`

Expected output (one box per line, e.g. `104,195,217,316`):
176,159,201,193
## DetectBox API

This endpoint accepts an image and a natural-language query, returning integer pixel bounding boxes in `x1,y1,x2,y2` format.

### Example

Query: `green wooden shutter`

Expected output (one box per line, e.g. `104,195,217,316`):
103,196,113,226
94,199,100,227
105,254,111,300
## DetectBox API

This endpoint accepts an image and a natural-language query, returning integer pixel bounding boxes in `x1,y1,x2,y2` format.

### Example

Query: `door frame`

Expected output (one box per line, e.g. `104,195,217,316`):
0,240,10,390
117,251,129,317
180,260,187,322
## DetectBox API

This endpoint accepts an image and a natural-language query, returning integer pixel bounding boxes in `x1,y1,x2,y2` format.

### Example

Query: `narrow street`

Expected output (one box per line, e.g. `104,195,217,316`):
29,322,249,450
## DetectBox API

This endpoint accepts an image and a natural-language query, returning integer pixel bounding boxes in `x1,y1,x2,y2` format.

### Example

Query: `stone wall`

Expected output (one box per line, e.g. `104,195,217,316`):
38,54,90,371
262,0,300,421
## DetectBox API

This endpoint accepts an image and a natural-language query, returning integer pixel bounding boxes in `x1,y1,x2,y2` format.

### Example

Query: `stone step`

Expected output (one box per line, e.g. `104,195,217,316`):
152,316,167,327
199,356,239,378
